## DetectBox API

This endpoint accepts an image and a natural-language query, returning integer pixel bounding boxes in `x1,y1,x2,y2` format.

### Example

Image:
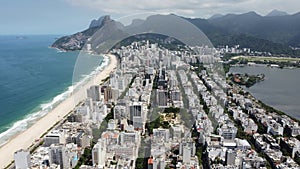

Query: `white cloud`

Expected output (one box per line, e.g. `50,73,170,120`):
65,0,300,18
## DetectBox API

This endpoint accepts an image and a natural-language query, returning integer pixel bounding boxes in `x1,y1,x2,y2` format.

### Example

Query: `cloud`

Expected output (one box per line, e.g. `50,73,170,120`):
65,0,300,18
66,0,246,15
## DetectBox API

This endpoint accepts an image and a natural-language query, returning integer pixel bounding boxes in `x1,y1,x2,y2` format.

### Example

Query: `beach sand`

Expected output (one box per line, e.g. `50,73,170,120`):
0,54,117,168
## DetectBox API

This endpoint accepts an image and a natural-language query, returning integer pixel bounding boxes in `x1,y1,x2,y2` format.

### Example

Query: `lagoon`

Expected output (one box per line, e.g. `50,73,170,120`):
230,65,300,120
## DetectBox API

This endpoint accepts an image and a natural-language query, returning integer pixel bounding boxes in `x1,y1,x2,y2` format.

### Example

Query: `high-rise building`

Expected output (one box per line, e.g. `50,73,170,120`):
171,125,183,139
171,90,181,102
226,149,236,166
218,124,237,140
129,103,144,130
114,105,127,120
44,130,66,147
180,140,196,157
74,132,91,148
92,139,106,168
85,98,93,112
109,72,117,88
107,119,116,130
153,128,170,142
103,86,113,102
76,105,91,122
156,89,168,107
182,146,191,164
117,78,126,91
87,85,101,101
129,104,141,118
158,51,163,61
49,145,67,169
14,149,30,169
120,131,140,145
64,143,79,168
153,157,165,169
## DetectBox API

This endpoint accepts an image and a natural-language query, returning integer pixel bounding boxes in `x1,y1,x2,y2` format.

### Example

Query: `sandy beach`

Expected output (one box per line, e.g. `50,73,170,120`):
0,54,117,168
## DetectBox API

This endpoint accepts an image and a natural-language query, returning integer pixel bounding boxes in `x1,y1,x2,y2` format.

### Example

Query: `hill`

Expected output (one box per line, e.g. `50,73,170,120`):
208,11,300,47
52,12,300,56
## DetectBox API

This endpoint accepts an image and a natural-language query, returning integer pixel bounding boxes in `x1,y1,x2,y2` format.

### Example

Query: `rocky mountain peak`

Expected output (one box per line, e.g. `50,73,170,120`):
89,15,112,28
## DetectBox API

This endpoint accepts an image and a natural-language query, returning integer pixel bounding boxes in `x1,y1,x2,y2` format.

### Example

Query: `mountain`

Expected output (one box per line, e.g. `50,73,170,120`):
288,33,300,47
52,12,300,56
208,11,300,46
89,15,110,28
186,16,298,55
52,14,215,52
266,9,288,17
209,14,223,19
51,15,117,51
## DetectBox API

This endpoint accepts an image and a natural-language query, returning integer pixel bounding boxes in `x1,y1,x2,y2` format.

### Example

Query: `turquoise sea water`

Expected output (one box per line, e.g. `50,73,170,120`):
0,35,103,144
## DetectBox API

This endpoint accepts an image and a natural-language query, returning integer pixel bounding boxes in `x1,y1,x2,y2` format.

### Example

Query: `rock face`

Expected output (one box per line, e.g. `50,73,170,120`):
89,15,111,28
52,12,300,55
51,15,113,51
52,14,211,52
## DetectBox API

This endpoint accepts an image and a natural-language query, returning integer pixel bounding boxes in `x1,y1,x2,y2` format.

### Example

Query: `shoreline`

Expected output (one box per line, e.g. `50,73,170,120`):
232,81,300,124
0,51,103,146
0,54,117,168
229,65,300,122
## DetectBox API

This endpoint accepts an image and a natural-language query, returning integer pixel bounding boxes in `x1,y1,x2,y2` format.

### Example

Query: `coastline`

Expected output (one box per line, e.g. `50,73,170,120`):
229,64,300,121
0,54,117,168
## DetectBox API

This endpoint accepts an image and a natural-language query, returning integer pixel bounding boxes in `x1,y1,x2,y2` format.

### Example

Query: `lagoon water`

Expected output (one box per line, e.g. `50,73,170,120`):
230,65,300,120
0,35,103,145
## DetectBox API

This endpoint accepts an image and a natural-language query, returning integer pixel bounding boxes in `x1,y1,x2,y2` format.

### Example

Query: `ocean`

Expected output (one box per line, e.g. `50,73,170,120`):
230,65,300,120
0,35,104,145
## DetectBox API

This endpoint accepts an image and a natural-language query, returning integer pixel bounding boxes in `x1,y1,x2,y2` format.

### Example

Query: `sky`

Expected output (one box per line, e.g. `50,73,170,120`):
1,0,300,35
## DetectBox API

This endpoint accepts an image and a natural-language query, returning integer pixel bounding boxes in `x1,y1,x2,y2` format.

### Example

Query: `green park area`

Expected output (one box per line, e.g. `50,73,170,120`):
232,56,300,62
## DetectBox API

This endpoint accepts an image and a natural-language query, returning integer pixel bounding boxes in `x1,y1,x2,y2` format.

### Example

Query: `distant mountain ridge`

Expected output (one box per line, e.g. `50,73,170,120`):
266,9,288,17
52,10,300,56
52,15,115,51
208,11,300,46
209,14,224,19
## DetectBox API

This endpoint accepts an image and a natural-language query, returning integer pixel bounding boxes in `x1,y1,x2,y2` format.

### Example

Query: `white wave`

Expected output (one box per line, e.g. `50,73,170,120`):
0,55,109,146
